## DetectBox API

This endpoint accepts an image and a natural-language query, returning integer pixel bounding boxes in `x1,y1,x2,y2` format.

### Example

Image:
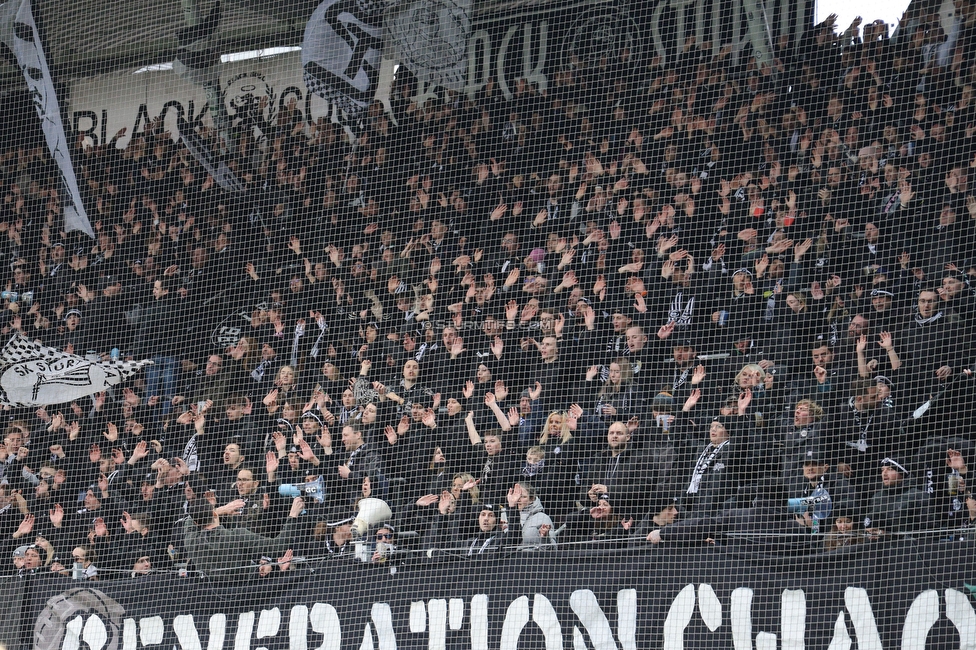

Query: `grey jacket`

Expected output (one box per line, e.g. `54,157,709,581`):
182,516,298,578
511,498,556,548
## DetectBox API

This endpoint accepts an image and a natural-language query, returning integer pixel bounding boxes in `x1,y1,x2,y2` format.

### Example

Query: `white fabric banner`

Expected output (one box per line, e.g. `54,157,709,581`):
302,0,387,118
385,0,471,91
0,336,152,407
0,0,94,238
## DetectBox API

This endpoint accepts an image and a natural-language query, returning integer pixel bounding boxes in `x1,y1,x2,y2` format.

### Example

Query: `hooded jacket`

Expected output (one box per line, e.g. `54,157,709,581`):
509,498,556,548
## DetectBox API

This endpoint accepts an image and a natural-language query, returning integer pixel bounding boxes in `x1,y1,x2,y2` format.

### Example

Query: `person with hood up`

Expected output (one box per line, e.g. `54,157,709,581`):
463,503,507,556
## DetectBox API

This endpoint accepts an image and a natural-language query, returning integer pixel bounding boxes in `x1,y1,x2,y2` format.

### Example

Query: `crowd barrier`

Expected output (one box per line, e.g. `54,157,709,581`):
3,538,974,650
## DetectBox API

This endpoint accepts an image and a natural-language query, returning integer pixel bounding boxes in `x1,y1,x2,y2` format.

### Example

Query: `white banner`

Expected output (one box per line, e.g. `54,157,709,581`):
385,0,471,91
0,336,152,407
302,0,386,117
0,0,94,238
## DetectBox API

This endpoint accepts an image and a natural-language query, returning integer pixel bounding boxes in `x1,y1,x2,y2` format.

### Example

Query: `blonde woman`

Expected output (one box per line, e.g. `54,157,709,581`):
724,362,778,419
531,405,584,523
451,472,482,538
539,411,573,447
263,365,306,414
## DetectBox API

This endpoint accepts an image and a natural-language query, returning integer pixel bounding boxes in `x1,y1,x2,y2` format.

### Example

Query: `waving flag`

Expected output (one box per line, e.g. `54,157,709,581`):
302,0,393,118
0,336,152,407
0,0,94,238
385,0,470,91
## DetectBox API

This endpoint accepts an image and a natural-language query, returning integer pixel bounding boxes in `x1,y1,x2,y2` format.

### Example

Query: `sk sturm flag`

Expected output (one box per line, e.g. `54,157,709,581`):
0,336,152,407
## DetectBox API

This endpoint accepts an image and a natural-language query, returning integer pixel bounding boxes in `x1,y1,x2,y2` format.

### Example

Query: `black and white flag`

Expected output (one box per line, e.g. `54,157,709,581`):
385,0,470,91
0,336,152,407
172,0,222,85
302,0,394,118
177,115,247,194
0,0,94,238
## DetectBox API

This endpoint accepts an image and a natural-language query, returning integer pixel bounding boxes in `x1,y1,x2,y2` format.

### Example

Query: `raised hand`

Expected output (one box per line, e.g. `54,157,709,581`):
493,380,509,402
507,483,524,508
814,366,828,384
661,260,675,279
737,389,753,415
567,403,583,430
794,238,813,261
507,407,520,427
298,440,316,461
633,294,647,313
14,514,34,539
278,548,294,572
878,331,894,350
529,382,543,400
683,388,702,412
50,504,64,528
504,299,519,322
272,431,287,452
131,440,149,462
656,322,676,340
592,275,607,296
490,336,504,358
581,304,595,330
755,254,770,278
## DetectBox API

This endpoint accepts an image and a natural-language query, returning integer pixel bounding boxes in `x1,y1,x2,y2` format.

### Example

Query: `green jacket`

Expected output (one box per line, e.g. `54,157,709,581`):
183,516,298,578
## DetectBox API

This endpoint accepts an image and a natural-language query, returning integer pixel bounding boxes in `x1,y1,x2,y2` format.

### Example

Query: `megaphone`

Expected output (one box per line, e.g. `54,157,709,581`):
787,487,832,522
278,477,326,504
351,497,392,538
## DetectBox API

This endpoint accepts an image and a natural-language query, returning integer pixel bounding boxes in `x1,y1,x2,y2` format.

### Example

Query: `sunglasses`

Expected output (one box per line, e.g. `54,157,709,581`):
375,533,393,540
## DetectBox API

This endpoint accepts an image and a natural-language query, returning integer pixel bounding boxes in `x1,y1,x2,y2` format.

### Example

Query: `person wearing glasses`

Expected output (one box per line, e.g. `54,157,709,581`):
371,525,396,563
217,468,269,535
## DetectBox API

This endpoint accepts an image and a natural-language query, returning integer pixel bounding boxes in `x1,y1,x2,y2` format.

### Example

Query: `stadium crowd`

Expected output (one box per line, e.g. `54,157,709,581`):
2,8,976,578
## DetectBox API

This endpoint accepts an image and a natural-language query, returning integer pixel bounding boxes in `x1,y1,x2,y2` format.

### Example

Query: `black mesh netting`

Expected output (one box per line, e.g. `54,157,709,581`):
0,1,975,648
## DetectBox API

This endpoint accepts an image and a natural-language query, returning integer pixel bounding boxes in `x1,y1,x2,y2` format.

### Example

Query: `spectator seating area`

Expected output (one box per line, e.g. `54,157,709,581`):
3,9,976,578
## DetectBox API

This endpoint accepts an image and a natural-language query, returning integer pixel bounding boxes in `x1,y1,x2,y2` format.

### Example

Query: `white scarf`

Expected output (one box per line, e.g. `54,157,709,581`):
687,440,729,495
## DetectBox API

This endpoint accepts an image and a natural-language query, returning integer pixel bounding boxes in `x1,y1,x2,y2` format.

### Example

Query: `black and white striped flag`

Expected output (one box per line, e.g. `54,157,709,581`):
0,336,152,407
